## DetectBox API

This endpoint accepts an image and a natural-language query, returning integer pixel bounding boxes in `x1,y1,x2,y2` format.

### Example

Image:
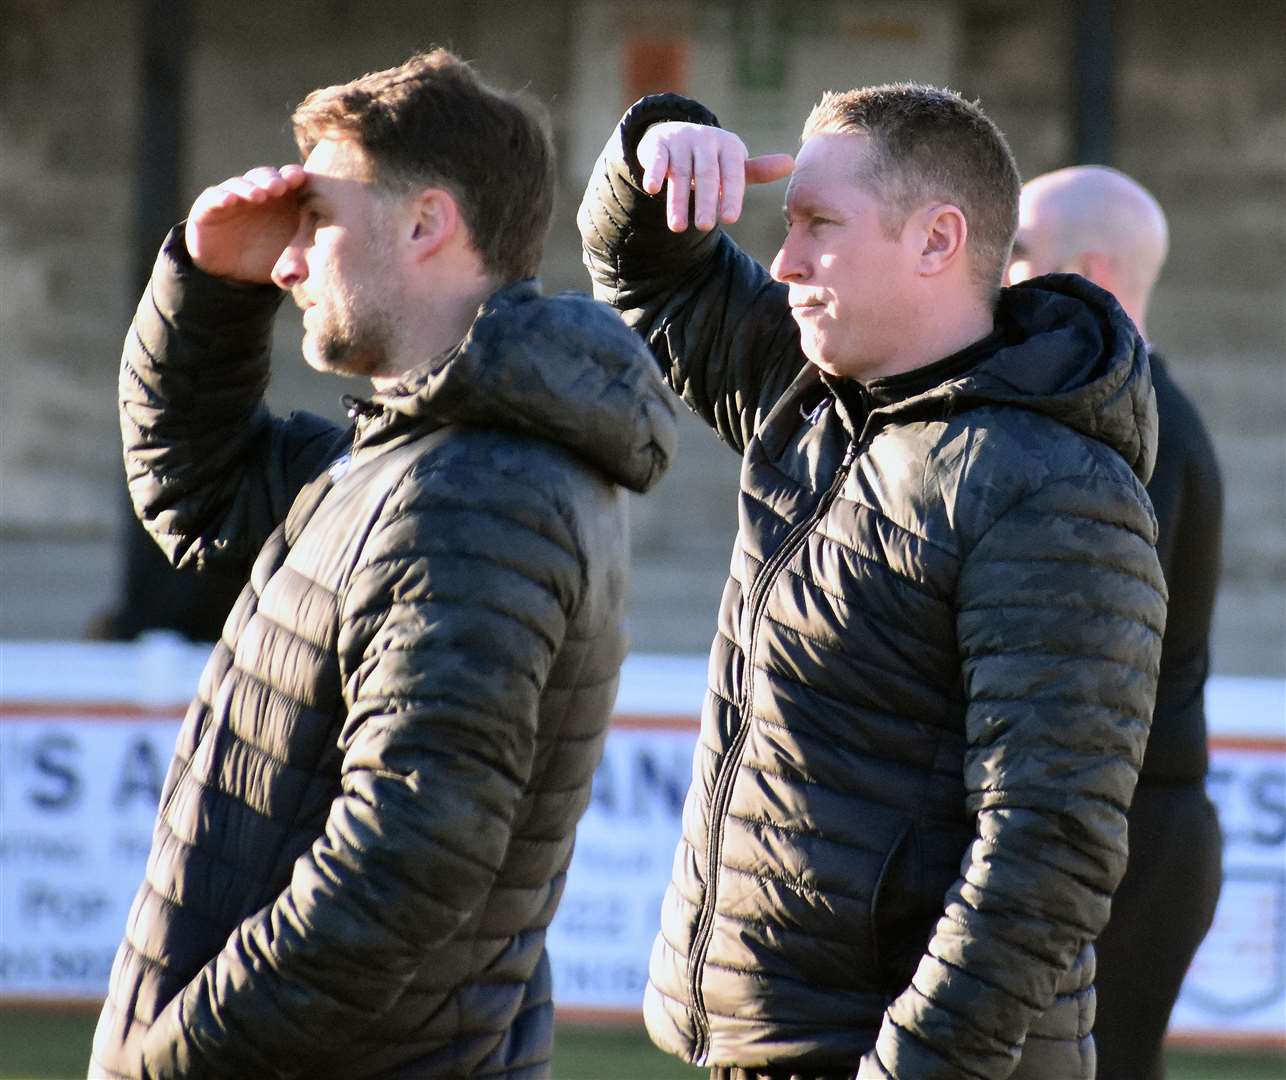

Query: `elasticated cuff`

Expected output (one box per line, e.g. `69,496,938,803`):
619,93,721,189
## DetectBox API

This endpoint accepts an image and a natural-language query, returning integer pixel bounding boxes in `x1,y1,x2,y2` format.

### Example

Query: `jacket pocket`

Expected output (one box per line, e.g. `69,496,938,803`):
870,820,932,995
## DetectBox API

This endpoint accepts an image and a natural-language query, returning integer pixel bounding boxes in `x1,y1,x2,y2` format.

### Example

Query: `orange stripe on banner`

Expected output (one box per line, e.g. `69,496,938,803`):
555,1005,646,1025
0,705,1276,747
611,712,699,730
0,701,186,721
1208,735,1286,752
1166,1030,1286,1051
0,996,103,1011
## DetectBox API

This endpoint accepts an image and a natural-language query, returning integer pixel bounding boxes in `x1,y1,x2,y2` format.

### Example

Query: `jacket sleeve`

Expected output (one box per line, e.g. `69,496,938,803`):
138,449,585,1079
577,94,807,454
121,227,343,579
860,473,1167,1079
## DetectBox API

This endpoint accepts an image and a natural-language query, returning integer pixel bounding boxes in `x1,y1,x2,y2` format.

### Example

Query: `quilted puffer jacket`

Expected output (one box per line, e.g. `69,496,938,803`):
90,229,677,1080
579,95,1167,1080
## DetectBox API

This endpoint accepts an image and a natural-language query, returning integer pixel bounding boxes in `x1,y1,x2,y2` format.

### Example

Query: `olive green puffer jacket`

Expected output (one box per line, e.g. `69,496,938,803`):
90,229,677,1080
579,95,1166,1080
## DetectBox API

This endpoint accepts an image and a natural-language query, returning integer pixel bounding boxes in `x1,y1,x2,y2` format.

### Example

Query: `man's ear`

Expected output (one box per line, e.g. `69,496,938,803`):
916,203,968,277
407,188,459,261
1072,250,1116,291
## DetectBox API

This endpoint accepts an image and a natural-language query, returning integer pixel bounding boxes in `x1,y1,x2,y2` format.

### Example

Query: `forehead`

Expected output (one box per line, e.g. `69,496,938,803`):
302,137,373,186
786,131,874,208
299,138,386,218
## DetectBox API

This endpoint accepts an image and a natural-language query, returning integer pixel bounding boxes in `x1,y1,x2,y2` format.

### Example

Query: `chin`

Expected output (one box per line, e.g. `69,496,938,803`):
803,351,846,378
300,337,336,376
300,340,352,378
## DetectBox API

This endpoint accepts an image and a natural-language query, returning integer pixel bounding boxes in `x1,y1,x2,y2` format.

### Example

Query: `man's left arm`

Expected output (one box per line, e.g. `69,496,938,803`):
861,473,1167,1079
138,455,585,1079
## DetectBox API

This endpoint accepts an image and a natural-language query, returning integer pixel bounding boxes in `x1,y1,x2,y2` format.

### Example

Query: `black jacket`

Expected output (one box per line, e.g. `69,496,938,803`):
1142,353,1223,782
579,95,1167,1080
90,230,677,1079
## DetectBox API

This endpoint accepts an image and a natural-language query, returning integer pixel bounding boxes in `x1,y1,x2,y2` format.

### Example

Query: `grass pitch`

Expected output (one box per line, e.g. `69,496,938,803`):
0,1006,1281,1079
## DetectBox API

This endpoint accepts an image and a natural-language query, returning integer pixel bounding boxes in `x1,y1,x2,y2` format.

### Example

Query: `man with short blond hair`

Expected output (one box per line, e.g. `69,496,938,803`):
91,50,676,1079
1010,165,1224,1080
581,86,1166,1079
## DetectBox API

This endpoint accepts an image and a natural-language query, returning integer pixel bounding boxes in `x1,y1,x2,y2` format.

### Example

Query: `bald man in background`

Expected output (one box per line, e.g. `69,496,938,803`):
1009,166,1224,1080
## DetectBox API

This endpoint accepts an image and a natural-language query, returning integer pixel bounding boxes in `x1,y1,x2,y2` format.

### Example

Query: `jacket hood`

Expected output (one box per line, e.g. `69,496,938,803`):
364,280,677,493
894,273,1157,481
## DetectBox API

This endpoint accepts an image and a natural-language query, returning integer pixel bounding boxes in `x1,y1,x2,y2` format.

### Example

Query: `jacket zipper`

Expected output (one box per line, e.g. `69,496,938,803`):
687,437,859,1062
343,392,388,453
341,393,381,421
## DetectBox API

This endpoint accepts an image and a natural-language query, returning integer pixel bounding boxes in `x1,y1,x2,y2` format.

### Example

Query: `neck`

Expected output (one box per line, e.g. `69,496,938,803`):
1081,267,1150,341
874,295,995,379
373,275,498,389
1120,296,1148,341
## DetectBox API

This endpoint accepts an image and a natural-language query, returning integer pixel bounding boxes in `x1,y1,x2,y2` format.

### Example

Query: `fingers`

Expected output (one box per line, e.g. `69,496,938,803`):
640,138,671,197
746,153,795,186
636,122,790,232
690,141,721,231
717,142,747,225
664,146,692,232
190,166,306,221
226,166,305,202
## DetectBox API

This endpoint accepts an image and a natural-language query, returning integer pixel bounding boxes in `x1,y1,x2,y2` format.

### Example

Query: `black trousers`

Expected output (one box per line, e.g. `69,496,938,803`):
1092,779,1223,1080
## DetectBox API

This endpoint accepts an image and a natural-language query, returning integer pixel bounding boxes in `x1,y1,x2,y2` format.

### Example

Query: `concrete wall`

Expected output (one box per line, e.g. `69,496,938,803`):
2,0,1282,675
1,0,141,635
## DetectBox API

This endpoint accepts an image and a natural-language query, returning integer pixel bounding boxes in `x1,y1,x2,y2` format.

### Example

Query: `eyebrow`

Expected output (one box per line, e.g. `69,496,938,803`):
782,196,834,224
297,189,324,212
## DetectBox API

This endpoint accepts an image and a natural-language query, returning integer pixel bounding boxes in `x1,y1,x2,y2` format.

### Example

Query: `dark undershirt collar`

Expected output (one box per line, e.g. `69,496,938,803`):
864,323,1006,406
823,322,1006,435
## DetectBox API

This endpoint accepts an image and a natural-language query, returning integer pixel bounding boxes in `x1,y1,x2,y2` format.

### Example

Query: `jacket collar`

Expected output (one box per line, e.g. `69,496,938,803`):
348,280,677,493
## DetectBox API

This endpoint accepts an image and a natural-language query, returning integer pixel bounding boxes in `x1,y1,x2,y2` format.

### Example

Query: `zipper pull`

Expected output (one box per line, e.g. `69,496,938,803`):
341,393,380,420
840,440,858,472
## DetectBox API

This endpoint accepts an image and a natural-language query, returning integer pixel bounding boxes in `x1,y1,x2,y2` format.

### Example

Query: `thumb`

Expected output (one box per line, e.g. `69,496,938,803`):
746,153,795,185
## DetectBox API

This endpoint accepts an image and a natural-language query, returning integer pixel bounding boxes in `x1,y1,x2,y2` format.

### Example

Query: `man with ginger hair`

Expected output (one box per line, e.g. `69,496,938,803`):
90,50,676,1079
1010,165,1224,1080
581,87,1166,1078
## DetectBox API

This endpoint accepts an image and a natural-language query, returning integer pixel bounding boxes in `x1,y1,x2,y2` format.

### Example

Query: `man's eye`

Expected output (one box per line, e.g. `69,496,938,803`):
784,217,826,233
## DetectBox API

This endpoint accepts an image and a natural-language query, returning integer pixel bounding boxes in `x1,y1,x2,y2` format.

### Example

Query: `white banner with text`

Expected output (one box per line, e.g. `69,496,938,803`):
1,640,1282,1047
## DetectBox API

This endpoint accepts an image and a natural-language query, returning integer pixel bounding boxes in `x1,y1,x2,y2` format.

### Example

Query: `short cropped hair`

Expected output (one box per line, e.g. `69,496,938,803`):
803,84,1020,296
292,49,556,282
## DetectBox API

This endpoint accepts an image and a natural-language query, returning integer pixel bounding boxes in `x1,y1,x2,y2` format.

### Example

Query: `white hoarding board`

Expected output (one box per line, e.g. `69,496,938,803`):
1170,741,1286,1041
1,642,1283,1049
0,714,175,995
545,722,697,1012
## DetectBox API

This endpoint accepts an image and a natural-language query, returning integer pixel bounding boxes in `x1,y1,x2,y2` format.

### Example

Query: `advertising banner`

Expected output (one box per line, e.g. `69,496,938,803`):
1,640,1282,1047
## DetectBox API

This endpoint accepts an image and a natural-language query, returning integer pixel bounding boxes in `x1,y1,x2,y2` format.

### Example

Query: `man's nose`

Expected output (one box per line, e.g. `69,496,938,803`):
770,240,807,284
271,242,307,290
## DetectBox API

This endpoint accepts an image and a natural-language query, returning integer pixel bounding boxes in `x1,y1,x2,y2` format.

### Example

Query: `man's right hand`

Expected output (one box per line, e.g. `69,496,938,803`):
637,122,794,233
184,165,308,284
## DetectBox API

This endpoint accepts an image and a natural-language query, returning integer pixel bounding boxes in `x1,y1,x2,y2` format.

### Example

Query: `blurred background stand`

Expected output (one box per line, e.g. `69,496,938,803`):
85,0,243,643
1073,0,1117,164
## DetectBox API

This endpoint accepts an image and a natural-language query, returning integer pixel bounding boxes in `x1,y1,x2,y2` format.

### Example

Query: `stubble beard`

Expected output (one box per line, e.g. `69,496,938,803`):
300,295,397,380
